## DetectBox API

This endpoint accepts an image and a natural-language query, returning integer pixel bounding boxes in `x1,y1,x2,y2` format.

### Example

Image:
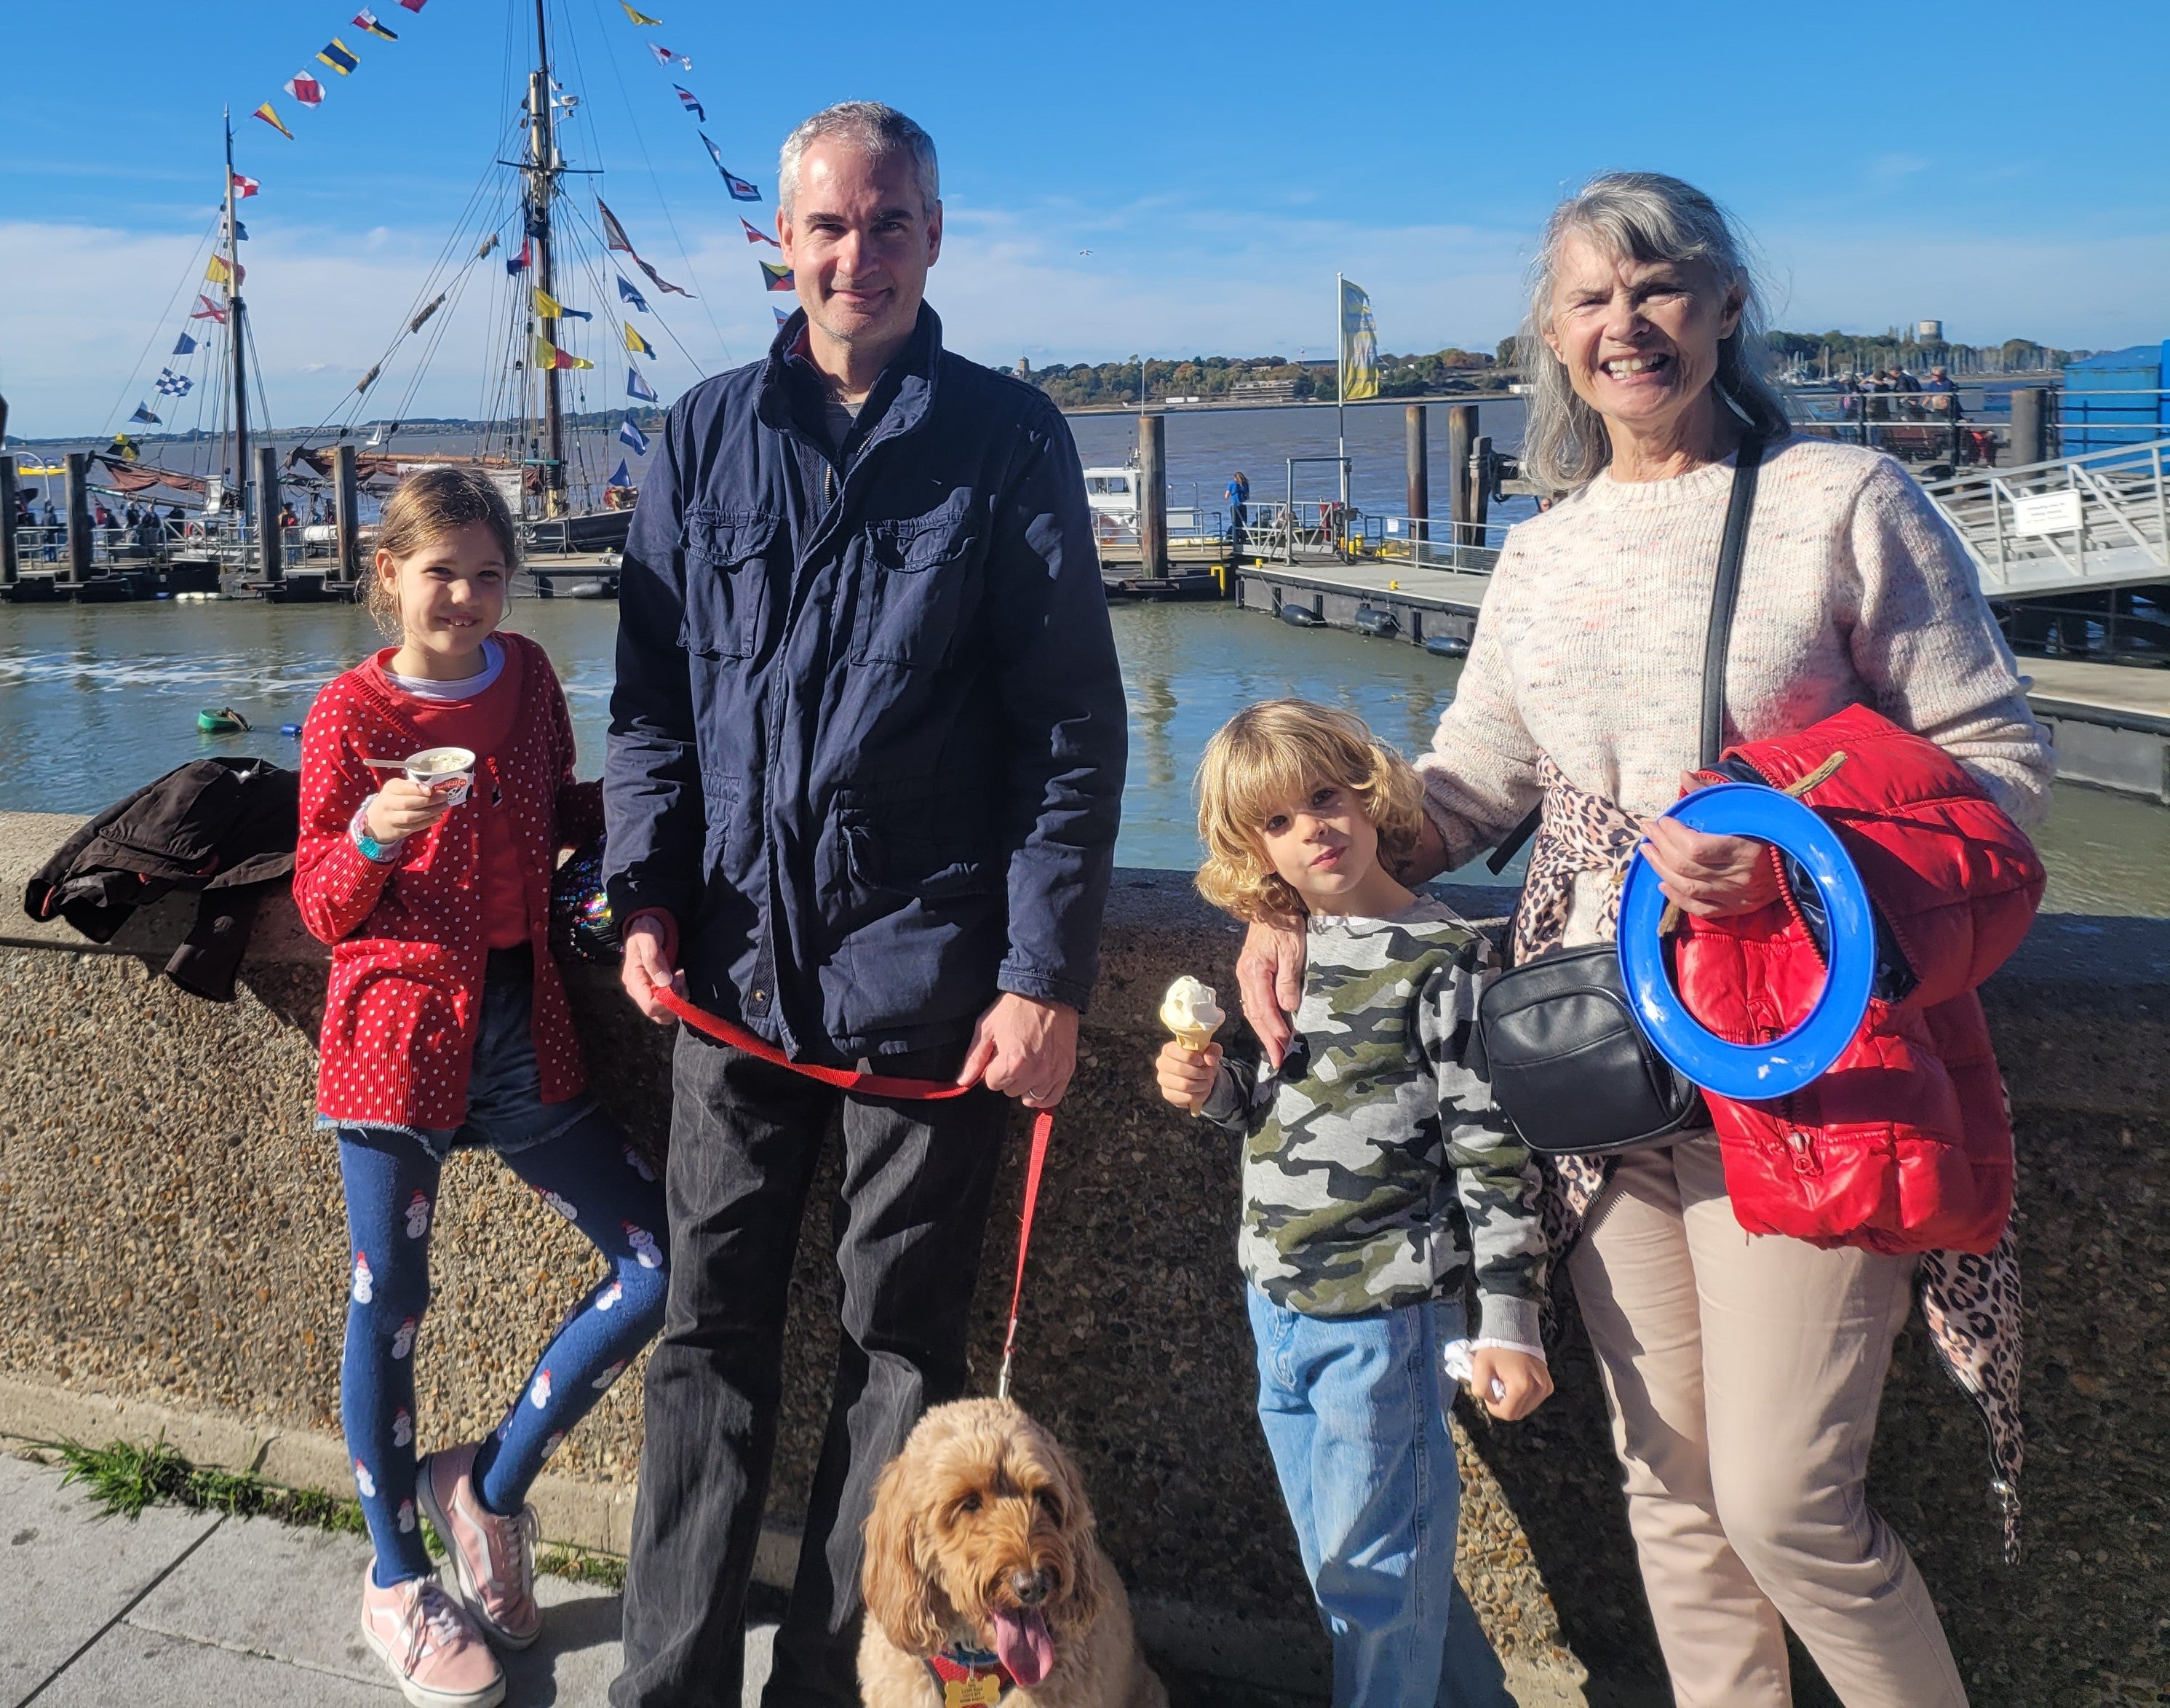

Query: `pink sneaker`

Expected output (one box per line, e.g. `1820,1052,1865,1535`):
417,1442,543,1649
359,1569,506,1708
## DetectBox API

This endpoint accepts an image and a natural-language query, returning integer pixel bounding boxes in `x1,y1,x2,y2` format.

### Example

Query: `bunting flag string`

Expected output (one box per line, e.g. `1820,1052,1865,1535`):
742,218,779,247
621,3,662,22
172,332,198,355
759,261,795,293
253,102,295,139
505,236,531,277
698,134,760,201
354,8,400,40
627,365,658,402
131,403,162,426
597,199,693,295
649,43,689,68
205,254,244,286
610,458,632,488
624,320,653,357
191,294,228,322
616,274,650,312
672,84,704,120
619,416,651,454
156,368,194,397
231,172,261,199
317,38,360,74
533,286,593,322
286,71,325,107
533,335,595,371
773,305,792,326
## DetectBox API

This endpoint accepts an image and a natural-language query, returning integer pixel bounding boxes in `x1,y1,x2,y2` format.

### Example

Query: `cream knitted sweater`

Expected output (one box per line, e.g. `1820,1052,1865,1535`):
1418,437,2053,940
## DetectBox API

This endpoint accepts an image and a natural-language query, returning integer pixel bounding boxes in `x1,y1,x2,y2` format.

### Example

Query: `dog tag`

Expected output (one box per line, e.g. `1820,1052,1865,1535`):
945,1672,1003,1708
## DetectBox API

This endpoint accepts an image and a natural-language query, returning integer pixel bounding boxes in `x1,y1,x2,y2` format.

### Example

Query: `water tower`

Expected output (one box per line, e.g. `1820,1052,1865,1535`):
1917,319,1944,343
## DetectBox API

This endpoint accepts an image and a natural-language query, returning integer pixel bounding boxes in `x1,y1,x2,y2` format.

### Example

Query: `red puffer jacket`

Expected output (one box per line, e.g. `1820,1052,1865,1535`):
1674,703,2045,1255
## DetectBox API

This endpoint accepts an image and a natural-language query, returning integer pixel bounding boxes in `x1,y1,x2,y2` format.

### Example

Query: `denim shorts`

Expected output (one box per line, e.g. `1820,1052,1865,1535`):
318,946,602,1164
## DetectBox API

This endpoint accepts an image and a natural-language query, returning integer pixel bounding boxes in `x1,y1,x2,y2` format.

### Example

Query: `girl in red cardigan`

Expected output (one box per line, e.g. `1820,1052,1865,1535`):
295,469,667,1708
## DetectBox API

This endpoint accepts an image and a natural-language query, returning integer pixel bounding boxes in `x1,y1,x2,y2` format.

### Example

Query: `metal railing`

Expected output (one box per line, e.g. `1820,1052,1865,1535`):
1920,437,2170,598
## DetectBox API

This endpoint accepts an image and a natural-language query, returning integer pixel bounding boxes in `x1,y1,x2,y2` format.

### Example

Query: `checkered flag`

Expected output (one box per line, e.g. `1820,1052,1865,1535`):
156,368,193,397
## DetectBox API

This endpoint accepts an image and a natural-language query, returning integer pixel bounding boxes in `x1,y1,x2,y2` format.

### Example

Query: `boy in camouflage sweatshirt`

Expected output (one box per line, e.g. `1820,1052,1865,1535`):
1156,701,1547,1708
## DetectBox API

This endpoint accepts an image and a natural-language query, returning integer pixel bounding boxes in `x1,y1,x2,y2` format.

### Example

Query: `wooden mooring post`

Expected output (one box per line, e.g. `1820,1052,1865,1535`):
1445,404,1478,558
0,445,17,591
333,443,362,585
1405,404,1428,558
254,445,282,584
63,452,91,584
1138,412,1168,579
2009,386,2053,469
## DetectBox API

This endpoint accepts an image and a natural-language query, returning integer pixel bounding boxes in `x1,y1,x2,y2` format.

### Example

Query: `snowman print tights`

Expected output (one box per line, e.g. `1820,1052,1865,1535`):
337,1113,669,1586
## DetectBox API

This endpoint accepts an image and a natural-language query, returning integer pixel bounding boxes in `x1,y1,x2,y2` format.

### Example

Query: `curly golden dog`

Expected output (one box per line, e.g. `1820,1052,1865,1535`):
859,1399,1167,1708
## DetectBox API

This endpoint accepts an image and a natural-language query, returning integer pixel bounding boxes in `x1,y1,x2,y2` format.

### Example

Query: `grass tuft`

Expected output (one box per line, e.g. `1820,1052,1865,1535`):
36,1437,647,1581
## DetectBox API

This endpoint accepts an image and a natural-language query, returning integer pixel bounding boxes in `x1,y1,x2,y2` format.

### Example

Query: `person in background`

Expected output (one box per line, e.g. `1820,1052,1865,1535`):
1227,467,1251,563
38,496,58,561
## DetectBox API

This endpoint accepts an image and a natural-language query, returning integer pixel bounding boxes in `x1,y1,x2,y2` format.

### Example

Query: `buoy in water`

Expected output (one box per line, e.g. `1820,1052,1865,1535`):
1353,605,1399,639
280,723,304,737
1423,633,1471,659
1276,603,1322,628
196,707,252,734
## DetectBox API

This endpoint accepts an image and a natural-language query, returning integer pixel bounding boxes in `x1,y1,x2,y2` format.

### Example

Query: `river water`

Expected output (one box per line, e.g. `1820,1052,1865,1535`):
2,596,2163,917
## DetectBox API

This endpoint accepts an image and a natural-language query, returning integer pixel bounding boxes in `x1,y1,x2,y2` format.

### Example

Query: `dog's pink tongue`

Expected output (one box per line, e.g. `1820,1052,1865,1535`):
993,1608,1054,1688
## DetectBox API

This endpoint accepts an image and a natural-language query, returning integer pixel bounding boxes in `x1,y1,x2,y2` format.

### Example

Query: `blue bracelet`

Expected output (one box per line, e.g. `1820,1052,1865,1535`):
1615,782,1876,1102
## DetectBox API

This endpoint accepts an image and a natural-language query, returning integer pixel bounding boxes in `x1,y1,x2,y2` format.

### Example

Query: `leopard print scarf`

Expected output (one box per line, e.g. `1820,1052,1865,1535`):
1516,758,2026,1561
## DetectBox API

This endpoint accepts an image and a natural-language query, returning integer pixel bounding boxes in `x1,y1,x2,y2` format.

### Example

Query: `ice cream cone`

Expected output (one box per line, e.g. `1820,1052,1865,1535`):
1160,977,1226,1114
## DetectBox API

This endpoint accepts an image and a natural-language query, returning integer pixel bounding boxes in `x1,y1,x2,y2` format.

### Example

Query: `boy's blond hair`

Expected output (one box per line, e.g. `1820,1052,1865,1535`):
1194,699,1426,921
367,466,522,636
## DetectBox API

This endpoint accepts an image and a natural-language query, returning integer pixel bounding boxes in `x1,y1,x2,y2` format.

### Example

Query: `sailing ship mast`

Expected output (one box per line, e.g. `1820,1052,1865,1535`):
526,0,566,518
223,111,249,515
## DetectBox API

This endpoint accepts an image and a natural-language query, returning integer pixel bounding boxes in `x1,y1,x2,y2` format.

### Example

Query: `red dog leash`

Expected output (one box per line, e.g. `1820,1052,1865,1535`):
653,985,1054,1402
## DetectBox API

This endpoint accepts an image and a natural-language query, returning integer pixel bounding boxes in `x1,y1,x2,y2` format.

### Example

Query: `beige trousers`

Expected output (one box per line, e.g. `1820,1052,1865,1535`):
1568,1137,1966,1708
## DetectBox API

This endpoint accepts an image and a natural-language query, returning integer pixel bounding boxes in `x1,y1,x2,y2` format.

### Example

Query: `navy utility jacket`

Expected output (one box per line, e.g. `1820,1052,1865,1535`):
603,306,1127,1064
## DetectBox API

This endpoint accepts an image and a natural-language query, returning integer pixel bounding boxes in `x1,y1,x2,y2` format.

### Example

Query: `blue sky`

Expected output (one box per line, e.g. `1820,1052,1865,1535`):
4,0,2166,437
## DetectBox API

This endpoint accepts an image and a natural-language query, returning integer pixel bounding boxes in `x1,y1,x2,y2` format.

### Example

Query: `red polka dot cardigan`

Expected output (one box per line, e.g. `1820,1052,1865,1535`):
295,631,604,1129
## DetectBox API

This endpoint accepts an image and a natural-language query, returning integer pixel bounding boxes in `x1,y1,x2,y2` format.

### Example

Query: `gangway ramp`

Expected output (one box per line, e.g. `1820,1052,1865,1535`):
1923,440,2170,600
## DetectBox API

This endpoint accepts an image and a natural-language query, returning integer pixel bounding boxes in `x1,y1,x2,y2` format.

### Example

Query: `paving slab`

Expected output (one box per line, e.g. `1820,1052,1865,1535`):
33,1623,392,1707
0,1454,220,1707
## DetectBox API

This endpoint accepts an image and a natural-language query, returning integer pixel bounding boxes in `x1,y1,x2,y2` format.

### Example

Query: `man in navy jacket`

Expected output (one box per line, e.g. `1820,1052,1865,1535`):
605,103,1126,1708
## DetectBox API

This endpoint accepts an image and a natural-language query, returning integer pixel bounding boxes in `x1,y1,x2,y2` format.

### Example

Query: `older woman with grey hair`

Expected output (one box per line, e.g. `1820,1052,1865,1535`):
1239,172,2050,1707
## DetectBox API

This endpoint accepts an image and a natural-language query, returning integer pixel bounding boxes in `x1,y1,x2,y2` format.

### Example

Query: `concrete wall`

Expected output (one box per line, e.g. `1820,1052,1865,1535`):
1,811,2165,1707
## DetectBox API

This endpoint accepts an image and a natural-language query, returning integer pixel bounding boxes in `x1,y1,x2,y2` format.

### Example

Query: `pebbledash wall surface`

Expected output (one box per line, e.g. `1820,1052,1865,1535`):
0,807,2164,1708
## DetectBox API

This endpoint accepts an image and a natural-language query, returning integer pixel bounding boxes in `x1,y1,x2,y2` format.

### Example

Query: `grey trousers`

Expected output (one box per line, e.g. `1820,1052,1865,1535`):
611,1029,1008,1708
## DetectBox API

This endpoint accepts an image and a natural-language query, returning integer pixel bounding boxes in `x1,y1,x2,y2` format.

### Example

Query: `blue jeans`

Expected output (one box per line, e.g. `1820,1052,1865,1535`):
1247,1288,1514,1708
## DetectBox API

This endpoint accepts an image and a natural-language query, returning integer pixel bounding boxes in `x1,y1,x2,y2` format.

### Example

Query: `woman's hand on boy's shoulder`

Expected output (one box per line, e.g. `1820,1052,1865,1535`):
1236,918,1305,1070
1154,1039,1222,1111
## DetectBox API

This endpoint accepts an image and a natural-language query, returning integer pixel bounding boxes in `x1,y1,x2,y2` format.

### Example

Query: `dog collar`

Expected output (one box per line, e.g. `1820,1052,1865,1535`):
926,1644,1013,1706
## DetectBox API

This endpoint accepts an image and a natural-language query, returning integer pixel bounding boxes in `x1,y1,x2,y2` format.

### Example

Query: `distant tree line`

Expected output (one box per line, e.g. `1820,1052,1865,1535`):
1020,348,1501,408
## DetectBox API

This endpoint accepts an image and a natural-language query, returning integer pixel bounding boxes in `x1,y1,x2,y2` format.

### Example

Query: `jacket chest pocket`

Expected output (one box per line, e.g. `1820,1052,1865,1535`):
680,508,777,661
851,493,979,669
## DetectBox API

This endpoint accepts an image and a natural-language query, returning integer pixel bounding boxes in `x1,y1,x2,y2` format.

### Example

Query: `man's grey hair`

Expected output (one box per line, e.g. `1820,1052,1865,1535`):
778,101,939,218
1517,172,1789,492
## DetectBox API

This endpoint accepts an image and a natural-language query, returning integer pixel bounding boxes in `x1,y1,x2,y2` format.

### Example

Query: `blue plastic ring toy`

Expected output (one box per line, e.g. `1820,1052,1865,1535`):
1616,782,1876,1101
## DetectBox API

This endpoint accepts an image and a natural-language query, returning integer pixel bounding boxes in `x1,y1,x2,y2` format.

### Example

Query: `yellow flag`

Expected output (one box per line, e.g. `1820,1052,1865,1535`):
253,100,295,140
533,335,594,372
624,320,653,358
620,1,662,20
205,254,232,285
533,285,563,319
1338,277,1379,402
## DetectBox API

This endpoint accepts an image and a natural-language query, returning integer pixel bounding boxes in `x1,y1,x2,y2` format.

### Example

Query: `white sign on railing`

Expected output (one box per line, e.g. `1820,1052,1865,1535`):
2010,490,2083,536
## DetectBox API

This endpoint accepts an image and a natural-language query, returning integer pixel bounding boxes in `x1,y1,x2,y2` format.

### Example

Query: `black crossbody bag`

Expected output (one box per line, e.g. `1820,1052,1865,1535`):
1474,436,1765,1158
